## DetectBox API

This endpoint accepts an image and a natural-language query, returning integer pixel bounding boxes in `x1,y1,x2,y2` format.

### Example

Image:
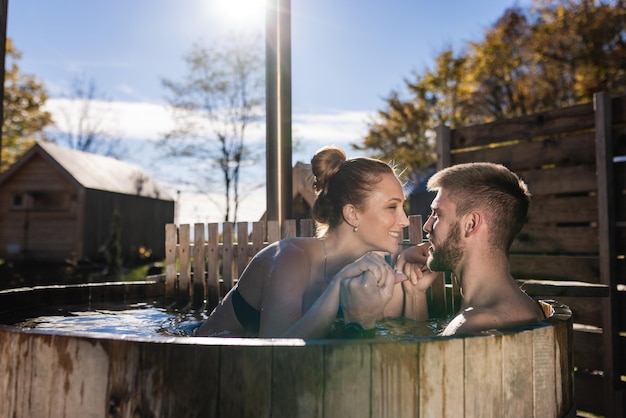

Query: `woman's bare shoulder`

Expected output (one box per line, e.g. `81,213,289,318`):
264,237,318,253
247,237,317,269
237,238,318,300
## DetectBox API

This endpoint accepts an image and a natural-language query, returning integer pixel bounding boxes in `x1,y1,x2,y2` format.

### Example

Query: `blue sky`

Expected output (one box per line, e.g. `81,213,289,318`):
7,0,532,223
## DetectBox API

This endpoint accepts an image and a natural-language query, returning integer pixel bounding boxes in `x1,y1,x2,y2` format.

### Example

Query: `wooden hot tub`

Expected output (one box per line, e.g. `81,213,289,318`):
0,281,574,417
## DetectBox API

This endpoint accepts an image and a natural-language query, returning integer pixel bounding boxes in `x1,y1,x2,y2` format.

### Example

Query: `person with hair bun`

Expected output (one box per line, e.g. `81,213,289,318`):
196,146,430,339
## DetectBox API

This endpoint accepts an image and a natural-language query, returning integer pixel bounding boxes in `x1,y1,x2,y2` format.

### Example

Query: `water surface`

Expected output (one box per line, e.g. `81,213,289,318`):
14,302,448,339
14,302,207,337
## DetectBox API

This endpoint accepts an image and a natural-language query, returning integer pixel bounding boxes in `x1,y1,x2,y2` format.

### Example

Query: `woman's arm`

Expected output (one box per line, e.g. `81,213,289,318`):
278,253,398,338
256,242,328,338
261,251,400,339
258,241,363,339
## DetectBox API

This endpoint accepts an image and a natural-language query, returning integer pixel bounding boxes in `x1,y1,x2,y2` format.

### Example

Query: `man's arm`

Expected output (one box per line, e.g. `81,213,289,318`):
394,242,441,320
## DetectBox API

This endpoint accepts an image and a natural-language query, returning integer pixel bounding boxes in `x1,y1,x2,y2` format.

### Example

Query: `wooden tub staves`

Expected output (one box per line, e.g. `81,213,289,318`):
0,283,574,418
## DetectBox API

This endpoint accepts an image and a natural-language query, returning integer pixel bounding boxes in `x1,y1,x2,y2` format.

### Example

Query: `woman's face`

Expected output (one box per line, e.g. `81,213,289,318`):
356,173,409,254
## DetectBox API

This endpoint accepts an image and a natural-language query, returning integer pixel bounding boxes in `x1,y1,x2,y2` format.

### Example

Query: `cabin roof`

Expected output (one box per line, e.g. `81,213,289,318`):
1,142,174,200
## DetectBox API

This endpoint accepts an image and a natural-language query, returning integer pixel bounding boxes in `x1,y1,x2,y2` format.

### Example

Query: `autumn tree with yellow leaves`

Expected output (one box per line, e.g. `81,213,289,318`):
1,39,52,172
357,0,626,171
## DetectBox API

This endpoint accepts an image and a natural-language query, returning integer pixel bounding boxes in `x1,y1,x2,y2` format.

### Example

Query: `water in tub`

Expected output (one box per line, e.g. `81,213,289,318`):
12,302,448,339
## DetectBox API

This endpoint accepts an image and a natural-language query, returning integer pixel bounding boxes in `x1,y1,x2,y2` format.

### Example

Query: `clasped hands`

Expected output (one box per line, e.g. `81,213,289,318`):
338,243,438,329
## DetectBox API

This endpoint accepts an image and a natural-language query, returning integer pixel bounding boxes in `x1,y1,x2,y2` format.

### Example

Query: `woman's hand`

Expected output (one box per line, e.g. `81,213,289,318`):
338,253,396,329
332,252,393,286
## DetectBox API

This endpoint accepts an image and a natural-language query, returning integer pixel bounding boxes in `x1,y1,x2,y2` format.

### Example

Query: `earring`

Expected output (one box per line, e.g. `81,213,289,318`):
353,226,358,232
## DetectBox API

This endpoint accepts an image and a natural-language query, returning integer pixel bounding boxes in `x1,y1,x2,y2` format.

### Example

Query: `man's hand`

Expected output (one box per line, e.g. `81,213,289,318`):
395,242,441,293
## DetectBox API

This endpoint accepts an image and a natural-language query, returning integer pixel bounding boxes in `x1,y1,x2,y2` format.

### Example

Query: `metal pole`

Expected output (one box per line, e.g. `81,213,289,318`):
278,0,293,223
0,0,9,170
265,0,278,221
265,0,292,225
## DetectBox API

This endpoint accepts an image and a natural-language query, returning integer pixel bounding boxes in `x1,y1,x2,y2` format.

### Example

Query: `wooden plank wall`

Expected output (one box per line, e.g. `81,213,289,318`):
0,154,80,260
436,92,626,417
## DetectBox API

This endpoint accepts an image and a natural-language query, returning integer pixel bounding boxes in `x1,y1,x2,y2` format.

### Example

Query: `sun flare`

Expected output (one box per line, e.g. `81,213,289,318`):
209,0,266,30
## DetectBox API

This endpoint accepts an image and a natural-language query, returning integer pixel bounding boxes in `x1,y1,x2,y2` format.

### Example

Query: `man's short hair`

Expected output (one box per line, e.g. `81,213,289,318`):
427,162,531,251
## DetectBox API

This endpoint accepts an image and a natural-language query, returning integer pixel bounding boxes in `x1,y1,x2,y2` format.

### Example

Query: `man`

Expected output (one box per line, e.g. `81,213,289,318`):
395,162,545,335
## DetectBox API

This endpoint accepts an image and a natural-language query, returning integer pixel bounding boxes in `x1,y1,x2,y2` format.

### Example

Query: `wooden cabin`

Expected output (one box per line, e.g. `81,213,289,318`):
0,142,174,263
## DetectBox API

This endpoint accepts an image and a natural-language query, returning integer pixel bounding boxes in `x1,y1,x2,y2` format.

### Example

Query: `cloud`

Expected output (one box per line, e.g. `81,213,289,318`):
292,110,375,162
294,111,373,142
175,187,267,225
44,98,176,141
43,98,376,223
44,98,375,155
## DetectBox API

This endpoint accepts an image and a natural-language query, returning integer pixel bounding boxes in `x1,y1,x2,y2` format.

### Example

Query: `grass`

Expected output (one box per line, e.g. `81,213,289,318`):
123,260,164,281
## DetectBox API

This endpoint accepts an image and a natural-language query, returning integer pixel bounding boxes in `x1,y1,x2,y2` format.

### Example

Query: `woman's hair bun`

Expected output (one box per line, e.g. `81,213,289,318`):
311,146,346,195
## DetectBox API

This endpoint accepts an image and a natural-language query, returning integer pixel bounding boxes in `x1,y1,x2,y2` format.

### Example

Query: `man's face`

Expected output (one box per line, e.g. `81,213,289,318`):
423,189,464,272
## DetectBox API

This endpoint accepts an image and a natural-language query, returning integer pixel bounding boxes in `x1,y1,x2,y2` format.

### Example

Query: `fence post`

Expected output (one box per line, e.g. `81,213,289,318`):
594,91,621,416
222,222,235,293
193,223,206,308
299,219,315,237
282,219,297,238
177,224,191,305
267,220,281,244
165,224,177,300
436,124,451,170
237,222,250,282
251,221,266,256
207,223,220,308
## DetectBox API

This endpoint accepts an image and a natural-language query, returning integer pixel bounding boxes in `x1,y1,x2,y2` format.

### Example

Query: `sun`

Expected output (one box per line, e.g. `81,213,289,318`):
210,0,266,31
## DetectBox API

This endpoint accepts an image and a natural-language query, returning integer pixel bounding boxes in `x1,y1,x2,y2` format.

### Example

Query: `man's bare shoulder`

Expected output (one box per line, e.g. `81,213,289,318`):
441,300,544,336
440,307,498,336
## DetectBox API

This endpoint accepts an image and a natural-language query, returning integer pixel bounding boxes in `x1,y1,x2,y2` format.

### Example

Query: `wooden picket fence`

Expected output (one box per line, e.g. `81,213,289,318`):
164,215,437,311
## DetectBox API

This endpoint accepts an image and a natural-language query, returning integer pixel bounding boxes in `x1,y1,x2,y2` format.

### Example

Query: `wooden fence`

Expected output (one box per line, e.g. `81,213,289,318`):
166,219,304,308
436,91,626,417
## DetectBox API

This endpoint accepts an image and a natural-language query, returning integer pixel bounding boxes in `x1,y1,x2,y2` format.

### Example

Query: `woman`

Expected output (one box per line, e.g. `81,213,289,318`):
195,146,428,339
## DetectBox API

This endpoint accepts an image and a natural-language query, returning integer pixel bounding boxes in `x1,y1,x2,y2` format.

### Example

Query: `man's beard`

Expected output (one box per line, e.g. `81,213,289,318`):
427,221,463,273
